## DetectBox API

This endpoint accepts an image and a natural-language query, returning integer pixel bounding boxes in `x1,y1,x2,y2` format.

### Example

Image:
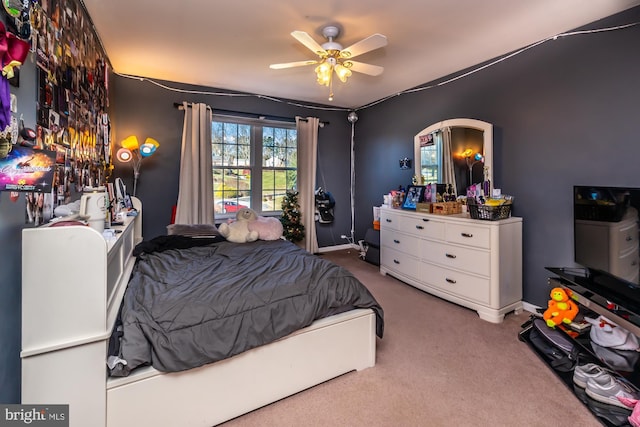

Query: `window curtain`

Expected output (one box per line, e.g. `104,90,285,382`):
174,102,214,224
296,116,319,253
441,127,458,197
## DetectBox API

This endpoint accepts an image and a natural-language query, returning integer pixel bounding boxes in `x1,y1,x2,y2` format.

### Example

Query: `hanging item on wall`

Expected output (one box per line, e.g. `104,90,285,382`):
17,115,36,146
0,145,55,192
399,157,412,169
0,20,30,134
315,187,335,224
1,0,32,40
31,0,112,213
0,115,18,158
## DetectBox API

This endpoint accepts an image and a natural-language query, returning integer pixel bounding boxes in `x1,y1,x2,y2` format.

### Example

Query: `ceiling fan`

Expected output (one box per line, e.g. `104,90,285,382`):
270,25,388,101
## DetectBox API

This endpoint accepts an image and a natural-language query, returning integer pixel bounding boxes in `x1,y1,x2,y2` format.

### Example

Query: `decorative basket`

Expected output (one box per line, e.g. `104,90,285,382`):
468,203,512,221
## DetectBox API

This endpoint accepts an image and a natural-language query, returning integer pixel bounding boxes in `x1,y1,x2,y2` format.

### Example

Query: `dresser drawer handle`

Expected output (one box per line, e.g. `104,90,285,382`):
386,218,392,223
445,253,456,259
393,239,400,244
461,232,473,238
416,225,424,230
422,218,430,222
626,236,633,241
445,278,456,284
393,259,400,264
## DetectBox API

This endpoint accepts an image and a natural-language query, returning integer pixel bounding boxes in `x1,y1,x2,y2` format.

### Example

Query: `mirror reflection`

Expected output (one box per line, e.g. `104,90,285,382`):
414,118,493,198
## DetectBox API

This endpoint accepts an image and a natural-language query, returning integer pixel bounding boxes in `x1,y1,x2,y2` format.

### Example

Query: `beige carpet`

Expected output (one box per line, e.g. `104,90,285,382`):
220,249,600,427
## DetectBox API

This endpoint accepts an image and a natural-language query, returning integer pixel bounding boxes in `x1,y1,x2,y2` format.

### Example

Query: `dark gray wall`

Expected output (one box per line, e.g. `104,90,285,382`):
110,77,355,245
0,51,39,403
355,7,640,307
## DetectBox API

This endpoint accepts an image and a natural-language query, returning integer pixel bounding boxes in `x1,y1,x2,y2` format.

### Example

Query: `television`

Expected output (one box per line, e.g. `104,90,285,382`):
569,185,640,313
574,186,640,281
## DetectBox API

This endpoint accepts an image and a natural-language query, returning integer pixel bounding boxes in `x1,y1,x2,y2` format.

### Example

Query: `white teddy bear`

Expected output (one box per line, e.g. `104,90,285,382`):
218,207,260,243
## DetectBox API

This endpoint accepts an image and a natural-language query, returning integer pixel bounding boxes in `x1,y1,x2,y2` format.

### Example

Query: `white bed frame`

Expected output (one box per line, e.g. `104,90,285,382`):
21,198,377,427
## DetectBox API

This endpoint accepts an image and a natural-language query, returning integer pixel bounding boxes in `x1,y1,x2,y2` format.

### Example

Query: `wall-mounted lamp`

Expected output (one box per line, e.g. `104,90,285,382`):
116,135,160,197
461,149,483,186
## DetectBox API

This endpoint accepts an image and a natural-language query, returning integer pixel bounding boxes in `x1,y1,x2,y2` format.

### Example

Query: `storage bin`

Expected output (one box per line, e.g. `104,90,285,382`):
431,201,462,215
468,203,512,221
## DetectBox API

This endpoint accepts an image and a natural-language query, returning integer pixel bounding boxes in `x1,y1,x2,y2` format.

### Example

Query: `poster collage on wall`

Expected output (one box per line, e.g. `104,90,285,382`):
0,0,112,225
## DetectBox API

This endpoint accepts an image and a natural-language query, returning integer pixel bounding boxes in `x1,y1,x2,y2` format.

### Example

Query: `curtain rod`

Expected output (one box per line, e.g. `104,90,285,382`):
173,103,329,126
174,102,212,111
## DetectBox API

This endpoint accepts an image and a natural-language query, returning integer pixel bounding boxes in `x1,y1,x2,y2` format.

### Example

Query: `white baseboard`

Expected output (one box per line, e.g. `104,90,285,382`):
317,243,358,253
522,301,541,315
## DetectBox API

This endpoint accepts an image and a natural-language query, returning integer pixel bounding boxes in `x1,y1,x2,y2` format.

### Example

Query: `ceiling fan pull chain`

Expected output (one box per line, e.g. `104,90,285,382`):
328,71,334,102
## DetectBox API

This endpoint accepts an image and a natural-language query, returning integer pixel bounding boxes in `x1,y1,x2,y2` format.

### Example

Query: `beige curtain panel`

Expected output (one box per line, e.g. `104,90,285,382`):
296,116,319,254
175,102,214,225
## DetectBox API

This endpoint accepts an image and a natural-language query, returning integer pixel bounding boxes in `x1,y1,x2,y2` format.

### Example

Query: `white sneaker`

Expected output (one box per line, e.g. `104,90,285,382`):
573,363,609,388
586,373,640,409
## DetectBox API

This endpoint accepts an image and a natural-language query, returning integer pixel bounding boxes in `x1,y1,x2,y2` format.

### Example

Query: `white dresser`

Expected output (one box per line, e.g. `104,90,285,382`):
379,207,523,323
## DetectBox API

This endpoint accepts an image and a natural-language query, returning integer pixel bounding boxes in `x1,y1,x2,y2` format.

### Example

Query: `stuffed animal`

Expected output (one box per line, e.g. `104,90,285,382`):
248,215,284,241
218,208,259,243
543,287,579,328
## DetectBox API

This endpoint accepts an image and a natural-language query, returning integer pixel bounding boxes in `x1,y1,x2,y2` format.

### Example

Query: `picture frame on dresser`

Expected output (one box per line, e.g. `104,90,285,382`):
401,185,425,210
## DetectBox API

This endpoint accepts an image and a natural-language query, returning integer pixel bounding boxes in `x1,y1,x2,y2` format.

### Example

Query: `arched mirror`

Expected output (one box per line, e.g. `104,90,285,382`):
414,118,493,197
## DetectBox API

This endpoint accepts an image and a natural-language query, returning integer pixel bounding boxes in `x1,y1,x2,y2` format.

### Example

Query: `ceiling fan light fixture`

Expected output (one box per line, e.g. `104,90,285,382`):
334,63,352,83
315,61,332,86
270,25,387,102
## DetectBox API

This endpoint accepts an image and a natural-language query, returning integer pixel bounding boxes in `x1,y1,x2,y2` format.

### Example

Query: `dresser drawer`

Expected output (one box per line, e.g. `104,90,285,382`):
613,246,640,281
422,262,491,305
398,216,444,240
616,222,638,254
380,209,445,240
381,247,421,280
380,209,402,231
422,241,490,276
445,223,491,249
381,230,421,256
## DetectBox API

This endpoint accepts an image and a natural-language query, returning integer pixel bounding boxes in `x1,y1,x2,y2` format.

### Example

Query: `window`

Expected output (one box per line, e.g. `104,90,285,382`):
212,117,297,218
419,132,442,184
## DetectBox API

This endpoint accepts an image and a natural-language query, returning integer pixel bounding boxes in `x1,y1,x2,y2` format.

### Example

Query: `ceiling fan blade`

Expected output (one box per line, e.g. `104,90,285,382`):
340,34,388,59
347,61,384,76
270,60,319,69
291,31,326,55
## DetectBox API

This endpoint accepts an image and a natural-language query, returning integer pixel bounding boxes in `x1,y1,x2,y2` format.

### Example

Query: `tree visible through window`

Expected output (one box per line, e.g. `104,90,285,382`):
212,118,297,218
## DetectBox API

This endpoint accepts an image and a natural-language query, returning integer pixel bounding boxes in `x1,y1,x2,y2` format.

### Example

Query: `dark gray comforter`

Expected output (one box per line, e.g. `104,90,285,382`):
110,238,383,376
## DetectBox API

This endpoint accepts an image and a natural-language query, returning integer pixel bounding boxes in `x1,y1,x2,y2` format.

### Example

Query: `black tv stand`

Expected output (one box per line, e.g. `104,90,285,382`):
519,267,640,427
546,267,640,337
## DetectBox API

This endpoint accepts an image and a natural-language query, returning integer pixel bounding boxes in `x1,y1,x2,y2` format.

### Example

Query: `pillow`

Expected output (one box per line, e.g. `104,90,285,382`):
166,223,221,237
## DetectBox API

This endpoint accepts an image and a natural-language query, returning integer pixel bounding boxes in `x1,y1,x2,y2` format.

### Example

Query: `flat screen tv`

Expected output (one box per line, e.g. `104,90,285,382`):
573,186,640,300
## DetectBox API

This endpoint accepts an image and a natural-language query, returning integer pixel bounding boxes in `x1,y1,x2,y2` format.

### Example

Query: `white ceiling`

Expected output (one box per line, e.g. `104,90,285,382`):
82,0,640,109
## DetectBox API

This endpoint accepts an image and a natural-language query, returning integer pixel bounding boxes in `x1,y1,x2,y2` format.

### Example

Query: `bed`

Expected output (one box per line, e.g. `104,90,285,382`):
21,198,383,427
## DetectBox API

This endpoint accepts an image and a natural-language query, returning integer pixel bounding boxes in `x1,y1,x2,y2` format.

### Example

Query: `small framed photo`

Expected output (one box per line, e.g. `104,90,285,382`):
402,185,426,210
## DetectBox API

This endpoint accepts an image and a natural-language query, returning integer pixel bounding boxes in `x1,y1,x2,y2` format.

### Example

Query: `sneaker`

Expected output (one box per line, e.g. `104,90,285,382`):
573,363,610,388
586,373,640,409
586,395,632,426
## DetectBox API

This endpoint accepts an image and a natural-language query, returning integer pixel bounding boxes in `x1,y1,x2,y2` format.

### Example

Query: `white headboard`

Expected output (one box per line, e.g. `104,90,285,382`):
21,197,142,357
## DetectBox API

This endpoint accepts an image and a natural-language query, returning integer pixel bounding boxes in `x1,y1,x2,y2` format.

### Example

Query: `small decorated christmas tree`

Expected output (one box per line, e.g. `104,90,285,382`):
280,190,305,242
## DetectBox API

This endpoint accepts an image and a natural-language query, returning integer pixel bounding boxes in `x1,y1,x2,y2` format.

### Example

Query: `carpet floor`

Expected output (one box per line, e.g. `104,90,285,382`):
220,249,601,427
